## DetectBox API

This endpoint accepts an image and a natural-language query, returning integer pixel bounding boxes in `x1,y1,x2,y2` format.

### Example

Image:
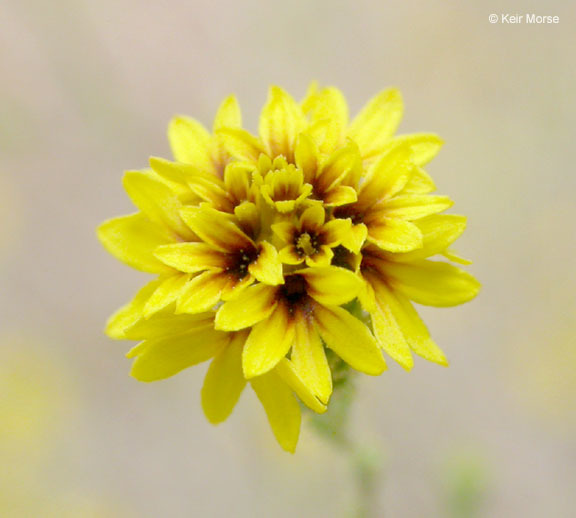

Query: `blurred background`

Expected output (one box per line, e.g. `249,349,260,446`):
1,0,575,516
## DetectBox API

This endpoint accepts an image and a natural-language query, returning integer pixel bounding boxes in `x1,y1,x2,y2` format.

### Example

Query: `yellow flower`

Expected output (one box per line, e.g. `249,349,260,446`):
356,215,480,370
168,94,242,177
155,205,284,313
332,140,452,253
98,84,479,452
215,266,386,397
273,204,352,267
257,156,313,213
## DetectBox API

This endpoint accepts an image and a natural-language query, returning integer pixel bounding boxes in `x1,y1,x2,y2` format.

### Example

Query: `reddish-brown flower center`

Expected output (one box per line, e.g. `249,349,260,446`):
334,205,363,224
279,274,313,315
226,247,258,279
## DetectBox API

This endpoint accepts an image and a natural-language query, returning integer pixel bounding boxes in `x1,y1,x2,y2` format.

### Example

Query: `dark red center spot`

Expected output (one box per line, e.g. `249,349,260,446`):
227,247,258,279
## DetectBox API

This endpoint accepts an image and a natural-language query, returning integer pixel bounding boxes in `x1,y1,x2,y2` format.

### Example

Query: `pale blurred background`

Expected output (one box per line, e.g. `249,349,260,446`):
1,0,575,516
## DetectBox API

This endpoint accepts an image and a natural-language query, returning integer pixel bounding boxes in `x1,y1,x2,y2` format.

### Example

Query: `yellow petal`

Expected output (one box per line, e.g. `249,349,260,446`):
105,279,162,339
341,222,368,254
234,201,260,237
321,218,351,247
305,119,330,156
306,87,348,153
284,187,313,211
367,217,423,253
224,162,253,203
275,359,327,414
149,156,195,185
404,166,436,193
260,166,312,213
271,221,295,244
322,185,358,207
379,133,443,167
300,266,363,306
217,127,266,162
348,88,403,158
128,327,229,382
300,203,325,229
123,170,193,239
180,206,253,252
316,141,362,193
370,302,414,371
391,215,467,262
123,312,214,341
155,242,227,273
250,370,301,453
305,246,333,267
372,281,448,366
359,145,414,206
357,274,378,313
213,94,242,131
150,157,232,211
143,158,197,199
294,133,319,183
221,272,254,301
242,303,295,378
278,246,304,265
385,260,481,307
442,248,472,265
272,199,296,213
201,332,247,424
168,115,216,174
177,271,229,313
314,305,386,375
215,283,278,331
291,312,332,403
97,213,174,274
259,86,305,160
300,81,319,112
383,194,453,220
143,273,192,317
249,241,284,285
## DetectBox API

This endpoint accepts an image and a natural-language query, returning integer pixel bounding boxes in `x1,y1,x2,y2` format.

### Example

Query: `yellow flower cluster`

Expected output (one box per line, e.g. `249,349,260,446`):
98,85,480,452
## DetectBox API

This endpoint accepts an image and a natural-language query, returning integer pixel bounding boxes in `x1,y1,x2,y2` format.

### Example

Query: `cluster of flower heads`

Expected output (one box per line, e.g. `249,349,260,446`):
98,85,480,452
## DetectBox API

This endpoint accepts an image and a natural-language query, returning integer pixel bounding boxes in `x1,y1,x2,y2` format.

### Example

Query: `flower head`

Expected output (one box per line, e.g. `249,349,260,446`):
98,84,480,452
273,204,351,267
257,158,313,213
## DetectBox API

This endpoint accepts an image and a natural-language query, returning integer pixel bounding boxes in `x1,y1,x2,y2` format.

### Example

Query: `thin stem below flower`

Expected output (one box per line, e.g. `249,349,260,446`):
309,349,383,518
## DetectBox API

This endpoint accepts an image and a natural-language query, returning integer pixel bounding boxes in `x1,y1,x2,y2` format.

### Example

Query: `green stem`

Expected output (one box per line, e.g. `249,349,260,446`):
309,348,383,518
351,443,382,518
